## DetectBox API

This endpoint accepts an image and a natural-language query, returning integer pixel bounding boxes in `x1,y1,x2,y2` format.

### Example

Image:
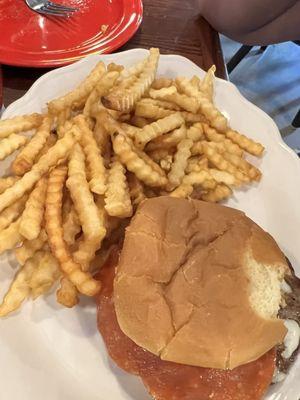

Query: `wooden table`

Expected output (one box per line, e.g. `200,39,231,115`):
1,0,226,108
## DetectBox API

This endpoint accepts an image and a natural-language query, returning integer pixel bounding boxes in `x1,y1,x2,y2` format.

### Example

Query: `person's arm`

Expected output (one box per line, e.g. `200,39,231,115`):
198,0,300,45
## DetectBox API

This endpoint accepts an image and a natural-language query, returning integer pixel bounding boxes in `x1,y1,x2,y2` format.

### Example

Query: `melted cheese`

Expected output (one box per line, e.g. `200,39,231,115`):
283,319,300,359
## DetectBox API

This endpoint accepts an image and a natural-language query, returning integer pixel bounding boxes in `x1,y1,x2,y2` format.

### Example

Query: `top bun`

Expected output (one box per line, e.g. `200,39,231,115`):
114,197,289,370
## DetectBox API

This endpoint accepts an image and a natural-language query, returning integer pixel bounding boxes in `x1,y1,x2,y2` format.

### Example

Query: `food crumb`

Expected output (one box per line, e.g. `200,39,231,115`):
101,24,109,34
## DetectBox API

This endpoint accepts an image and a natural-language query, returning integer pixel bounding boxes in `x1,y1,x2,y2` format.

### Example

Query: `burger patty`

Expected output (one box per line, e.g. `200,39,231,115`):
277,263,300,374
96,248,276,400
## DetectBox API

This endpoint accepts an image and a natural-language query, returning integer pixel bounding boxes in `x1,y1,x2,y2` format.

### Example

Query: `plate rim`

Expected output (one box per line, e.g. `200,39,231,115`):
0,0,143,68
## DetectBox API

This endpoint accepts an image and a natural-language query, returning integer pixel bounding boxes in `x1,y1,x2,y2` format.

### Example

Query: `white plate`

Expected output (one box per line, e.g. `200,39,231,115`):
1,49,300,400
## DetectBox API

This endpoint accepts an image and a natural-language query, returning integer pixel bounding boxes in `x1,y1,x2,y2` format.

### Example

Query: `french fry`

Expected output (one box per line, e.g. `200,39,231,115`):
0,176,19,194
149,86,199,114
209,168,237,186
45,165,101,296
83,71,119,116
186,156,208,173
170,183,194,198
134,113,184,148
0,113,42,139
0,134,27,161
119,122,141,139
48,61,106,113
190,75,201,88
0,256,37,317
139,98,181,111
222,152,262,181
67,145,106,270
130,116,150,128
103,48,160,112
202,142,249,183
146,124,186,151
202,123,243,156
15,229,47,266
75,115,107,195
112,130,167,187
168,138,193,189
199,65,216,101
63,205,81,247
183,170,217,189
160,155,173,172
186,123,203,141
56,277,79,308
104,158,133,217
0,217,22,255
127,172,145,206
19,177,48,240
107,63,124,73
225,129,264,156
0,195,28,231
135,101,172,119
29,251,61,299
0,129,77,214
151,77,173,90
202,183,232,202
176,77,228,132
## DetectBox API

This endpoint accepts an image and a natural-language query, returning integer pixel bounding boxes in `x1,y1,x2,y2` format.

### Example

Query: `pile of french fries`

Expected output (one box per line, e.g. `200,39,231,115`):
0,48,264,316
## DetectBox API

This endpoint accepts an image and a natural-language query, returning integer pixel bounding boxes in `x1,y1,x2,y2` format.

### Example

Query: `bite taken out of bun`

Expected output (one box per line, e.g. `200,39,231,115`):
114,197,290,370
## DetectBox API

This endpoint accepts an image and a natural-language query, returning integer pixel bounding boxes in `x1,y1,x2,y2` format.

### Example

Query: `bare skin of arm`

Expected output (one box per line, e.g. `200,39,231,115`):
198,0,300,45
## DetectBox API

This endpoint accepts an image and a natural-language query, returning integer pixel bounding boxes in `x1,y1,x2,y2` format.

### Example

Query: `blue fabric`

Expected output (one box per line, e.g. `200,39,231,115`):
221,36,300,150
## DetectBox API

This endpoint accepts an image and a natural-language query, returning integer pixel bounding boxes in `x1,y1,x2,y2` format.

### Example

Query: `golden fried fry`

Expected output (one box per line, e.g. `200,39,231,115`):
104,158,133,217
130,116,150,128
46,165,101,296
0,113,42,139
19,177,47,240
222,152,262,181
48,61,106,113
30,251,61,299
119,122,141,139
67,145,106,270
208,168,237,186
0,195,28,231
183,170,216,189
83,71,119,116
56,277,79,308
199,65,216,101
135,101,172,119
112,129,167,187
149,86,199,114
151,77,173,90
63,205,81,247
107,63,124,73
168,138,193,189
202,183,232,202
186,156,208,173
0,129,77,214
186,123,203,141
190,75,201,88
0,134,27,161
160,155,173,172
225,129,264,156
146,124,186,151
75,114,107,195
127,172,145,206
0,217,22,255
202,142,249,183
0,176,19,194
202,123,243,156
0,256,37,317
176,77,228,132
103,48,160,112
15,229,47,266
170,183,193,198
140,98,181,111
134,113,184,148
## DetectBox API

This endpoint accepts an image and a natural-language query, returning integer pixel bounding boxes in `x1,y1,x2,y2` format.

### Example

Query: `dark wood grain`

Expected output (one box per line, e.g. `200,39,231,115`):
1,0,225,108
